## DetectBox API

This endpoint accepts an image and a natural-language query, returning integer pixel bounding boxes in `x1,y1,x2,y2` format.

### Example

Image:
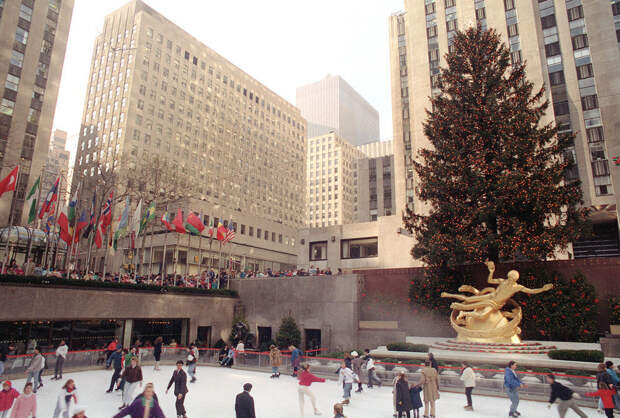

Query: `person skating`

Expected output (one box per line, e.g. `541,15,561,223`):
106,347,123,393
269,345,282,378
119,357,142,410
186,344,198,383
153,337,163,371
234,383,255,418
10,383,36,418
52,341,68,381
298,364,325,417
0,344,16,379
350,352,363,393
166,360,188,418
418,360,439,418
586,382,617,418
113,383,165,418
545,374,587,418
395,371,413,418
332,403,346,418
363,349,381,388
409,384,423,418
25,348,44,393
289,345,303,377
460,362,475,411
105,338,119,369
52,379,78,418
0,381,19,418
337,361,356,406
504,360,524,418
118,347,137,391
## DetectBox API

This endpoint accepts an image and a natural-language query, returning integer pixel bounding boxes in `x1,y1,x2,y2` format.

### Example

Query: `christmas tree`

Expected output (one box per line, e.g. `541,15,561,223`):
275,314,301,348
403,26,589,266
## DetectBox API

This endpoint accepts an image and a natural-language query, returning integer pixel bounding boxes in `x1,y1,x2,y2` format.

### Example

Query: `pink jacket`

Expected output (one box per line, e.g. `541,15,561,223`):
10,393,36,418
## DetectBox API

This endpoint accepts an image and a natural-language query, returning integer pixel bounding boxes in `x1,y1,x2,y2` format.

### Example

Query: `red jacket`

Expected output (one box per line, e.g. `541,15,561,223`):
586,389,616,409
298,370,325,387
0,385,20,411
108,341,117,351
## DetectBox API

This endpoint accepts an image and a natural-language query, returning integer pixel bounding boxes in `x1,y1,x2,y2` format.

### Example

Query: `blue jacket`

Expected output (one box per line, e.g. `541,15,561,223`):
110,350,123,370
291,348,303,362
504,368,521,390
607,368,620,385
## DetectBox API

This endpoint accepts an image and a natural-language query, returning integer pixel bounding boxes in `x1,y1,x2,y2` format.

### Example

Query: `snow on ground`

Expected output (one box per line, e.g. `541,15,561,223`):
8,365,601,418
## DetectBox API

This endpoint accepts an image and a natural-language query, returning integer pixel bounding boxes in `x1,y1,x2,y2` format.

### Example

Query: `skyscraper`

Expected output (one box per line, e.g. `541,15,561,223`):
0,0,74,225
42,128,70,204
389,0,620,246
296,75,380,146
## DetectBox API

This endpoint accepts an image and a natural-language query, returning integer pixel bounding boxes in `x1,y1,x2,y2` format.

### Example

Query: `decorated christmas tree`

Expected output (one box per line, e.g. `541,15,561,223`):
275,314,301,348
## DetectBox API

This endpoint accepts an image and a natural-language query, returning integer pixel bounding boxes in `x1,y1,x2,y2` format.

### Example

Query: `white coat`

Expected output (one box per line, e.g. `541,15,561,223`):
460,366,476,387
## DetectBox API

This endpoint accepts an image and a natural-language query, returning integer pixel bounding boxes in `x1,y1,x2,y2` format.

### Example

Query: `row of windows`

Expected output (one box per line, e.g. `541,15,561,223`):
309,237,378,261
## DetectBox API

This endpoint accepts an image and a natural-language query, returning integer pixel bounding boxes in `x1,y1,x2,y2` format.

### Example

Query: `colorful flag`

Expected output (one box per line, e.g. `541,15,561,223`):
94,220,105,248
0,166,19,199
57,204,73,244
39,176,59,219
216,219,227,241
139,200,156,235
129,199,142,249
161,211,174,231
223,219,236,245
44,215,55,234
83,191,97,238
113,197,130,250
172,207,186,234
100,191,113,228
185,211,204,235
67,182,80,224
74,209,88,242
25,176,40,224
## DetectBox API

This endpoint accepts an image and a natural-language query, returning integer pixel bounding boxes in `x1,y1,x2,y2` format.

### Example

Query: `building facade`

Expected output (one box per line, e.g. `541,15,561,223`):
389,0,620,245
296,75,380,146
0,0,74,225
41,128,70,203
72,0,306,274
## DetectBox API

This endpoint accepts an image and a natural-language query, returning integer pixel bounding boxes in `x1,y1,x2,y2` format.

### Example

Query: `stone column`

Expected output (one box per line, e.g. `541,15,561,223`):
123,319,133,348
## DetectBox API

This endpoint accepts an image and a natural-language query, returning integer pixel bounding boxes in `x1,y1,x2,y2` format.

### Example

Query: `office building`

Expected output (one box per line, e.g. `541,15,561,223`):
73,0,306,273
41,128,70,203
389,0,620,251
357,140,396,221
0,0,74,225
296,75,380,146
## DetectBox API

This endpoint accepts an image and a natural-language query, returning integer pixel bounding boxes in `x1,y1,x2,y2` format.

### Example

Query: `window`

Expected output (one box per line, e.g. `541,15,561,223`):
0,99,15,116
5,74,20,91
553,101,569,115
426,25,438,38
15,27,29,44
586,127,603,143
445,0,455,8
572,34,588,50
446,19,458,32
504,0,515,11
545,42,561,57
240,224,245,234
541,14,556,29
19,4,33,21
567,5,583,21
309,241,328,261
581,94,598,111
425,2,435,15
591,160,610,177
549,70,564,86
341,237,378,259
248,226,254,237
507,23,519,37
476,7,486,20
510,50,522,65
614,2,620,16
428,48,440,62
256,228,261,239
264,230,269,240
576,63,593,80
10,50,24,67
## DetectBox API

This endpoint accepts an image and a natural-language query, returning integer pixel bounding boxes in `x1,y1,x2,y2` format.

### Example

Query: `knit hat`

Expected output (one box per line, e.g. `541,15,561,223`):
2,380,11,388
350,351,359,357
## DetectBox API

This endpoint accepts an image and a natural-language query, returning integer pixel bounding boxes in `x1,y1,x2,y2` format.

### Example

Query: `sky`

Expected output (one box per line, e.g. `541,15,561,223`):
52,0,404,158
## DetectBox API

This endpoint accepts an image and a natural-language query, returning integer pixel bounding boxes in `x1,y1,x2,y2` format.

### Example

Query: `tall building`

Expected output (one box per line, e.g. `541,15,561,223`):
356,140,396,221
389,0,620,245
0,0,74,225
296,75,380,146
306,132,365,228
73,0,306,273
41,128,70,203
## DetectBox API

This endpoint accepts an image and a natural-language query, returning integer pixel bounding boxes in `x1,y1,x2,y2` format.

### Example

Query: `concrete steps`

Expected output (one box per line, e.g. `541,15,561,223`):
573,239,620,258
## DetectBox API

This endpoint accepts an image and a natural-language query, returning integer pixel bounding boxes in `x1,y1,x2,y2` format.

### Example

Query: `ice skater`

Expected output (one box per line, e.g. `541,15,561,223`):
153,337,163,371
234,383,256,418
186,344,198,383
269,345,282,378
460,362,475,411
546,374,587,418
504,360,524,418
363,349,381,388
10,382,36,418
332,403,345,418
298,364,325,417
0,380,19,418
418,359,439,418
52,379,78,418
52,340,68,381
337,360,356,405
289,345,303,377
351,352,363,393
119,356,143,410
166,360,188,418
409,384,422,418
586,382,617,418
395,372,413,418
25,347,45,393
106,346,123,393
113,383,165,418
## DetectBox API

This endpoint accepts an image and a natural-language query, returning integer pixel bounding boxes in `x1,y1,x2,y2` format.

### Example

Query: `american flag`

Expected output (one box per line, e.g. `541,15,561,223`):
222,219,236,245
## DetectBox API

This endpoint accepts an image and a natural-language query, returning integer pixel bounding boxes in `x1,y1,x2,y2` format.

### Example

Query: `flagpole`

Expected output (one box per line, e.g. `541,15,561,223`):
217,239,223,288
2,166,19,274
49,176,62,270
85,186,97,274
65,182,82,277
102,195,115,279
26,172,43,265
198,221,203,276
185,232,190,276
148,221,154,278
161,204,168,286
173,229,179,276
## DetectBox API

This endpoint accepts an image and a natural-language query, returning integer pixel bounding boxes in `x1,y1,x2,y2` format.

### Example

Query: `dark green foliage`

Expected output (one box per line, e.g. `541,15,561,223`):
386,342,429,353
275,314,301,348
547,349,604,363
213,339,226,349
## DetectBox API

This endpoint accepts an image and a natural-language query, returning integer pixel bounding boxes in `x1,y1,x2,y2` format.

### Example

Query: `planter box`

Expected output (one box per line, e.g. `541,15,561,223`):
610,325,620,336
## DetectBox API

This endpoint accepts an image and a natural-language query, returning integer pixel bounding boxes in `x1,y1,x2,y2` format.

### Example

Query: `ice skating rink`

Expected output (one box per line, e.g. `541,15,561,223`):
8,365,601,417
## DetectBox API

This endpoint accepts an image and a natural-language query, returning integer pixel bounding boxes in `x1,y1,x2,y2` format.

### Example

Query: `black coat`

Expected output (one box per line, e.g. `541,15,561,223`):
153,342,162,360
395,379,413,412
167,369,188,395
235,391,256,418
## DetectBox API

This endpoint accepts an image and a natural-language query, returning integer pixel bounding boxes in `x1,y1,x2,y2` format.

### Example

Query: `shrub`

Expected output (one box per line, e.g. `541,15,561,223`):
547,349,604,363
213,339,226,349
275,314,301,348
258,339,277,352
609,296,620,324
386,342,429,353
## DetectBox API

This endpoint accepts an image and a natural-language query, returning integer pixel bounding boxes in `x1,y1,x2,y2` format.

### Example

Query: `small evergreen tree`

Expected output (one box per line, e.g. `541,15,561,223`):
275,314,301,348
403,26,589,267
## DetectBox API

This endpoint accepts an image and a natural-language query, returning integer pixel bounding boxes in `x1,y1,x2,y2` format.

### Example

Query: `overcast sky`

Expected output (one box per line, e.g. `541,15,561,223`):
52,0,403,157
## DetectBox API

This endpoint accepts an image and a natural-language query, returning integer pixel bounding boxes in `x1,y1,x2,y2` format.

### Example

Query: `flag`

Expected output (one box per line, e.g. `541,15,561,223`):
25,176,40,224
74,209,88,242
172,207,186,234
0,166,18,199
39,176,59,219
208,217,214,238
161,211,173,231
216,219,227,241
83,191,97,238
139,201,156,235
44,215,55,234
113,197,130,249
94,220,105,248
100,191,113,228
67,182,80,224
223,219,236,245
185,211,204,235
57,205,73,244
129,199,142,249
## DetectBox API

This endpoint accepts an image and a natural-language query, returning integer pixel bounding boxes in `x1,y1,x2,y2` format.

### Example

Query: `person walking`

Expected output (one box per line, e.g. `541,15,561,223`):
166,360,188,418
586,382,617,418
105,338,119,369
460,362,476,411
504,361,524,418
337,361,355,406
25,348,44,393
395,372,413,418
546,374,587,418
113,383,165,418
234,383,256,418
0,381,19,418
52,379,78,418
298,364,325,417
106,347,123,393
363,350,381,388
289,345,303,377
53,341,69,381
119,357,142,410
269,345,282,378
350,352,363,393
418,360,439,418
9,383,36,418
153,337,163,371
186,344,199,383
332,403,345,418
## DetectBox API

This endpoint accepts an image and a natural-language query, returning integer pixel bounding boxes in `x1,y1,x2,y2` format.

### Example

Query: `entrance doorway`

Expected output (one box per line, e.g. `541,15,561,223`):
258,326,272,350
197,326,212,347
304,329,321,355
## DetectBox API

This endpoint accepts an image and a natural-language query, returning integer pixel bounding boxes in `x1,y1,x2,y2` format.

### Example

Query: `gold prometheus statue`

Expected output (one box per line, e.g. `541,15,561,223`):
440,261,553,343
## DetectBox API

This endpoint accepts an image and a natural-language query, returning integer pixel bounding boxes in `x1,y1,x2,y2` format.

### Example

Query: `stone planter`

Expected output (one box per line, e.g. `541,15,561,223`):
610,324,620,336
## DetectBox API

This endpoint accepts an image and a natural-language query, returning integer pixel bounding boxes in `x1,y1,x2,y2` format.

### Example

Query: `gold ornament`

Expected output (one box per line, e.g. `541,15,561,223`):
441,261,553,343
